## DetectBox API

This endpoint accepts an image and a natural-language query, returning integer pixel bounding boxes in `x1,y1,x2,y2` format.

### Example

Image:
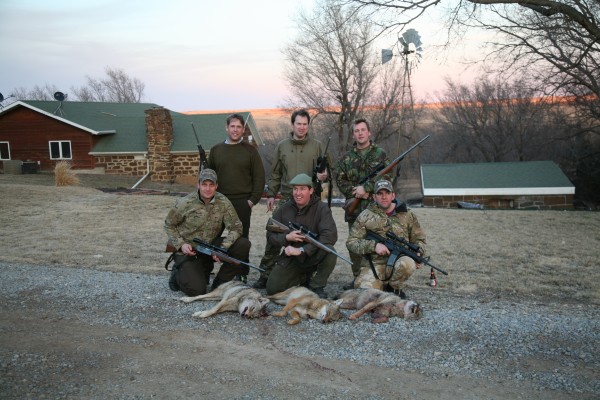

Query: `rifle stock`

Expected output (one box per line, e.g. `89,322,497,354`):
343,136,430,218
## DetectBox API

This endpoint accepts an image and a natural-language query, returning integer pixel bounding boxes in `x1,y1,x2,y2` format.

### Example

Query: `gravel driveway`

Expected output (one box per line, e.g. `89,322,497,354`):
1,262,598,399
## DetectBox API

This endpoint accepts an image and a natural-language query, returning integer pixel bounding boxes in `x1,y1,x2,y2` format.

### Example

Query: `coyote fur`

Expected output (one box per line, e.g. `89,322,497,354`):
179,281,269,319
337,288,422,323
268,286,344,325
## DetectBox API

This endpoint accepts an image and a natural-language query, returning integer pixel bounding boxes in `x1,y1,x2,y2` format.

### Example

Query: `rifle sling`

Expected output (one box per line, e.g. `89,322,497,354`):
366,254,395,282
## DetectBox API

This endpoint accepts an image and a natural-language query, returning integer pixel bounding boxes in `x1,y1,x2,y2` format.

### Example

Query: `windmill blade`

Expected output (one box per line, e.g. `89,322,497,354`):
382,49,394,64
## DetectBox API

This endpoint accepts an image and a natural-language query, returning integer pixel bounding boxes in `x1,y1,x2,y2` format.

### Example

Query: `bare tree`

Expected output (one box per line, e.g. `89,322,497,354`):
432,75,573,163
11,84,62,101
283,0,379,153
345,1,600,116
71,66,146,103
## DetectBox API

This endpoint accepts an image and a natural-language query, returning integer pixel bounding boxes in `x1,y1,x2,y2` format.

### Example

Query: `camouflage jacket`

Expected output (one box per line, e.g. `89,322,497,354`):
336,142,390,217
346,202,426,266
164,191,242,251
267,194,337,263
267,133,326,199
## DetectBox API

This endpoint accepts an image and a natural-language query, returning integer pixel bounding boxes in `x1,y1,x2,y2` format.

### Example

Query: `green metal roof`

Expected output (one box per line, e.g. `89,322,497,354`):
171,112,262,152
10,101,261,153
421,161,574,195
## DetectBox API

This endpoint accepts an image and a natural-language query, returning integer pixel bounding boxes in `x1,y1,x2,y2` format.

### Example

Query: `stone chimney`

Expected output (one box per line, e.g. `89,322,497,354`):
146,107,174,182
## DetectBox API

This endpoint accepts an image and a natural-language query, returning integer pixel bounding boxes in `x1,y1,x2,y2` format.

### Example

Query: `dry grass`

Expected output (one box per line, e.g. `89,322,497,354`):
1,173,599,305
54,161,80,186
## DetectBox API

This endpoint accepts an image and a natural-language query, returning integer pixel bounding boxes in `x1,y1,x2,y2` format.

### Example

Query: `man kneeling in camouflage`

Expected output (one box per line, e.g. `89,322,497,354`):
346,180,426,298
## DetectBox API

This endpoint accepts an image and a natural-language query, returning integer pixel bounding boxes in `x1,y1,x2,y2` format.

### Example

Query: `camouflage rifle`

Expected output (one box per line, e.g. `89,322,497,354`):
344,135,430,219
191,123,208,171
266,218,353,265
365,230,448,275
192,238,265,272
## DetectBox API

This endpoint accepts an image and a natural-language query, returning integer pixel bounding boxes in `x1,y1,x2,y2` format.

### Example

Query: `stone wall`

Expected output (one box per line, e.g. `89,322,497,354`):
146,107,174,183
95,155,147,175
423,194,574,209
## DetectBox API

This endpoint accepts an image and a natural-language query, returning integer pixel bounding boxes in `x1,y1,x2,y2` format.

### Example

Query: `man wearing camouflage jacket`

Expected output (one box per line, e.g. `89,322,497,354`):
164,169,251,296
336,118,390,289
346,180,426,296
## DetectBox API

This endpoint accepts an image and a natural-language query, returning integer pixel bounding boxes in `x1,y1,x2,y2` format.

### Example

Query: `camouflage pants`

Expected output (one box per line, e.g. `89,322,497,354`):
355,256,417,291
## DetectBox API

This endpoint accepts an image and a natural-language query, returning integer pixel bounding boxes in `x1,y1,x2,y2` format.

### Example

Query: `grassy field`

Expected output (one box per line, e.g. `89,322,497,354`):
1,172,599,304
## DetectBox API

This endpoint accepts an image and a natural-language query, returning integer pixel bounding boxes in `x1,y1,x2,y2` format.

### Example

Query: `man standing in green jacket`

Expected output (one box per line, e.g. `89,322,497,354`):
253,109,329,289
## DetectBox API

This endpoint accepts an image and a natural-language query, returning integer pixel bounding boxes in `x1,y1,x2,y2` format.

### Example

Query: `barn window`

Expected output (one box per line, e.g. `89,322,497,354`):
49,141,72,160
0,142,9,160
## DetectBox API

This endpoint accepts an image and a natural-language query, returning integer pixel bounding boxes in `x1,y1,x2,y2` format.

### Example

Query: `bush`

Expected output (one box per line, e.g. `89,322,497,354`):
54,161,80,187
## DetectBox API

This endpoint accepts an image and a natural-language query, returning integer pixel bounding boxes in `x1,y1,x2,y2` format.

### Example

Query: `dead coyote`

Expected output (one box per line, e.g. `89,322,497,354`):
268,286,344,325
337,288,422,323
179,281,269,319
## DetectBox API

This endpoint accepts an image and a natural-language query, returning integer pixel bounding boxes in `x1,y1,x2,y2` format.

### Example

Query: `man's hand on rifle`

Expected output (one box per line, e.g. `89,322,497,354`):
375,243,390,256
285,230,305,243
316,170,328,182
352,185,370,199
181,243,196,256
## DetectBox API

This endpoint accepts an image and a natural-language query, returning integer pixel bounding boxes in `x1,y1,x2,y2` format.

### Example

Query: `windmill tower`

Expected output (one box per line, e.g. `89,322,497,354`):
382,28,424,189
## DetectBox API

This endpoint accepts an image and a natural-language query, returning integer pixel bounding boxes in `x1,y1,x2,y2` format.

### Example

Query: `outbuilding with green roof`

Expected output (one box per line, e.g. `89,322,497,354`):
421,161,575,209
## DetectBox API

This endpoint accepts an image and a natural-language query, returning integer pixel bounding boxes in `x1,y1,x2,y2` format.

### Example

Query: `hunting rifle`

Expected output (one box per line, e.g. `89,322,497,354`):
266,218,352,265
313,137,333,207
193,238,265,272
365,230,448,276
191,123,208,171
344,135,430,218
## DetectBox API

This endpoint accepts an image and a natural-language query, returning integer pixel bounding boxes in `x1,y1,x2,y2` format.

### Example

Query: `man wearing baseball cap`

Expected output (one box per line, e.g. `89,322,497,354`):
265,173,338,298
164,168,251,295
346,179,427,298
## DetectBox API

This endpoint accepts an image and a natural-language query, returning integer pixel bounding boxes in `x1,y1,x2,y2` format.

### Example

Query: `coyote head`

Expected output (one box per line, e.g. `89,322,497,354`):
239,297,270,318
317,299,344,323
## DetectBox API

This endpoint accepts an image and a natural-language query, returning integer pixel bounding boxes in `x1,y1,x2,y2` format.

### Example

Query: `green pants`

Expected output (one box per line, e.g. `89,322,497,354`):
266,249,337,295
257,240,279,280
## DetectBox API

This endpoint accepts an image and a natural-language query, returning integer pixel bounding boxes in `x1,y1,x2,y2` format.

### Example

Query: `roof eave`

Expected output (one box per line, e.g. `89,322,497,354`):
423,187,575,196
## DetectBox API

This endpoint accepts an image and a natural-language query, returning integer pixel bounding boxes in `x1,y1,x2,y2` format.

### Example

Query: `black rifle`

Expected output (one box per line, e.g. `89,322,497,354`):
192,238,264,272
344,135,430,218
191,123,208,171
313,137,332,207
266,218,352,265
365,230,448,275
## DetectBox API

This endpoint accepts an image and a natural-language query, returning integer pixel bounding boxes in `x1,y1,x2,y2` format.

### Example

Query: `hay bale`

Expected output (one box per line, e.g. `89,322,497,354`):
54,161,80,186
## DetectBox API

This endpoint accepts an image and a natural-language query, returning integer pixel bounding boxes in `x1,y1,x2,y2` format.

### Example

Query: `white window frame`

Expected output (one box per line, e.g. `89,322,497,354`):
49,140,72,160
0,141,10,160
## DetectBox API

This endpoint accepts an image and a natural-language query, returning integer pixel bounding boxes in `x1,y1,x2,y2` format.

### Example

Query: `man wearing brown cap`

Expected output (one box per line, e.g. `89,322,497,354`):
164,168,251,295
346,179,427,298
265,173,338,298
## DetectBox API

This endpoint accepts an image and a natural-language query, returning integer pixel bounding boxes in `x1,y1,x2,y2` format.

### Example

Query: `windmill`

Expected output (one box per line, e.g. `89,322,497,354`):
382,28,424,186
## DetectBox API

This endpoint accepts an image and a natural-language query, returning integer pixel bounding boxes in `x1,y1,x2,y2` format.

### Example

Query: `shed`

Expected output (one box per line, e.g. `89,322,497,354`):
421,161,575,209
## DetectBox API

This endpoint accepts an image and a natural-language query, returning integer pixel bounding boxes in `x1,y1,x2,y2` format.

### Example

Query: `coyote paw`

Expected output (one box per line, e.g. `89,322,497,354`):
192,310,210,318
180,297,195,303
271,311,287,317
